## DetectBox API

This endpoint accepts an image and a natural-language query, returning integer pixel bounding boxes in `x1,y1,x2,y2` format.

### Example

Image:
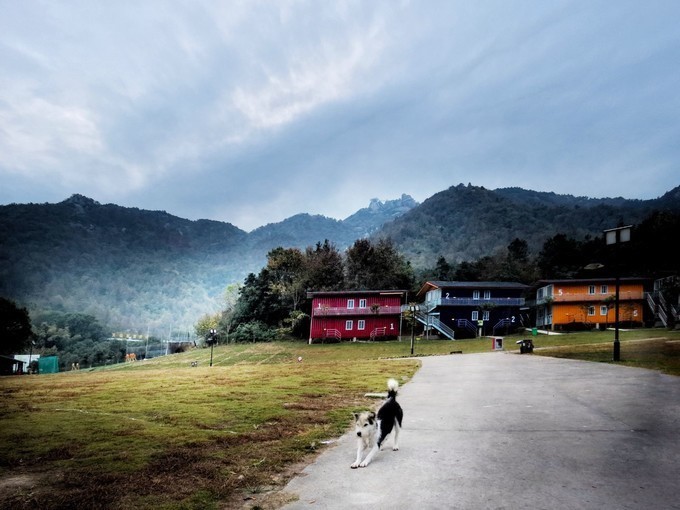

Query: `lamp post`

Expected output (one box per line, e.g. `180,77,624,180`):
208,329,217,367
409,303,419,356
604,225,632,362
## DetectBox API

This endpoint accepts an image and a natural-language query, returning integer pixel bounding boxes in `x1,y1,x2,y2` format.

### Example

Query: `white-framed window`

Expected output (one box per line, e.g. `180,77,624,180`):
588,285,596,295
600,306,608,316
588,306,595,316
473,290,480,300
484,290,491,300
358,320,365,330
601,285,608,294
483,311,490,321
471,311,479,321
359,299,367,308
347,299,354,309
346,320,353,330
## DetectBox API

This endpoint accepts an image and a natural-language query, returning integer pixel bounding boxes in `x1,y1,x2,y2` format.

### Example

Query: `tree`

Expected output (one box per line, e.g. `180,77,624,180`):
434,256,453,280
266,247,306,311
345,238,414,290
536,234,587,279
0,298,32,355
232,269,288,328
218,283,241,343
194,312,220,345
304,240,344,291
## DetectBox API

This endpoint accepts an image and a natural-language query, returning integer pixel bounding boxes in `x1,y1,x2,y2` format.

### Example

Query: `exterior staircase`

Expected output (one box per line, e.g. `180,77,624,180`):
415,311,455,339
645,277,680,328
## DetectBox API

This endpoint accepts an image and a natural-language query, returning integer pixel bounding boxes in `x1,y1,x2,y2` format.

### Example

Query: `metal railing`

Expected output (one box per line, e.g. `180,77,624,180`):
645,292,656,313
415,311,455,339
427,297,525,308
492,319,513,335
323,329,342,340
370,327,386,340
537,290,643,305
313,305,401,316
429,317,455,339
457,319,478,337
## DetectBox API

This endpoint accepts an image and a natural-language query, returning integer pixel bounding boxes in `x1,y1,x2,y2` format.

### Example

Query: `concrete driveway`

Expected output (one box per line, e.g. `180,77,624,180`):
279,352,680,510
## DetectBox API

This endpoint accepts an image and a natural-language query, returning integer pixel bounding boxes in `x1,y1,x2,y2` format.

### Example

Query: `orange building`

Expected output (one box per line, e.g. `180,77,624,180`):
534,278,648,331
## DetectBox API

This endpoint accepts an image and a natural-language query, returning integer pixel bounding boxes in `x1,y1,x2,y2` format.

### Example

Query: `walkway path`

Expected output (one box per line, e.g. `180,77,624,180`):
280,352,680,509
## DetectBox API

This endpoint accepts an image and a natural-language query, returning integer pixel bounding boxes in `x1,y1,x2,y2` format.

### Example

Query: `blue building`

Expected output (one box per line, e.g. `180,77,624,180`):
416,281,530,339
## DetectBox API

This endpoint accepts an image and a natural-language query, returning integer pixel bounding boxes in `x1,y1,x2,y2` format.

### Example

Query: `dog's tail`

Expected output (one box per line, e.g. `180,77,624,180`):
387,378,399,398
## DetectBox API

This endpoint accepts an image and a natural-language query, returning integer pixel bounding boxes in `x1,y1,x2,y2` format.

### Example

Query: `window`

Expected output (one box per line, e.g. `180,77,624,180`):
588,306,595,316
471,311,479,321
483,311,490,321
359,299,367,308
473,290,480,300
600,306,608,316
588,286,596,295
347,299,354,309
346,320,353,330
600,285,608,294
483,290,491,300
358,320,365,330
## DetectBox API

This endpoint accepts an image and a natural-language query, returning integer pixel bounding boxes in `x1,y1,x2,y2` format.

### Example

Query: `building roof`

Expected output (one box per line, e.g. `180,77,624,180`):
307,289,408,298
534,277,649,286
417,280,529,298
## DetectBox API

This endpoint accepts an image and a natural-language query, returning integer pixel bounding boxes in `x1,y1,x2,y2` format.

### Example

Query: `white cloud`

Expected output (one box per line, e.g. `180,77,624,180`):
1,1,679,228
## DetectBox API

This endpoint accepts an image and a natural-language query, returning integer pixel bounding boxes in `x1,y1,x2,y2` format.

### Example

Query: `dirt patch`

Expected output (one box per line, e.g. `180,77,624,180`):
0,473,40,490
0,472,48,509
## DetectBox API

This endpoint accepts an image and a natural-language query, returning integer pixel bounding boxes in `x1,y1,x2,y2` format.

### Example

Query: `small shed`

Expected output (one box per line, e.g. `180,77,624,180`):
0,355,26,376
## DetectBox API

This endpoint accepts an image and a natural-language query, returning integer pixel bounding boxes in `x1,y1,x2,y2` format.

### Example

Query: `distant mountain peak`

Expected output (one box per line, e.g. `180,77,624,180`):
353,194,418,217
61,194,101,207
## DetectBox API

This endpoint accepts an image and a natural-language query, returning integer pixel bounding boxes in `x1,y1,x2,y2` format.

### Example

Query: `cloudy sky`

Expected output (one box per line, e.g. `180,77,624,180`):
1,1,679,231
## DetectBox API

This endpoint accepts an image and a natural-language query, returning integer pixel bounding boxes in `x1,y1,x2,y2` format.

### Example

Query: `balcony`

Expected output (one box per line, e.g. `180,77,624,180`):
536,290,643,305
426,297,525,309
312,305,402,317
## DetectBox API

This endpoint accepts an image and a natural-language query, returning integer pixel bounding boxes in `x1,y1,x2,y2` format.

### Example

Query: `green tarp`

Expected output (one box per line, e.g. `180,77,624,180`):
38,356,59,374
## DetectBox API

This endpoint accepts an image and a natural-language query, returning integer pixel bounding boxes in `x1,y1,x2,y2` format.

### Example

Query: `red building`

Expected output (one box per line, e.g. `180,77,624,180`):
308,290,407,342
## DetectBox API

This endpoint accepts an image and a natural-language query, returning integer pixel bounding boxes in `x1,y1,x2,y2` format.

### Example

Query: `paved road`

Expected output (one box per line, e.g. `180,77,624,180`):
279,352,680,510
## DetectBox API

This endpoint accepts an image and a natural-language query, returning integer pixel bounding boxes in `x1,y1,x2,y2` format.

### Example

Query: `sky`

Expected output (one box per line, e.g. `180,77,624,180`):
1,1,679,231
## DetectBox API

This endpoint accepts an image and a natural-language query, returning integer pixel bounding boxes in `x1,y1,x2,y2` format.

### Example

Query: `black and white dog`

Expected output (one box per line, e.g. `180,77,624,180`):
351,378,403,468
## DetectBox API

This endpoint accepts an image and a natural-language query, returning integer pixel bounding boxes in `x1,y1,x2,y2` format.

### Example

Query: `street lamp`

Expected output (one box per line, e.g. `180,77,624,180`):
604,225,632,362
208,329,217,367
409,304,420,356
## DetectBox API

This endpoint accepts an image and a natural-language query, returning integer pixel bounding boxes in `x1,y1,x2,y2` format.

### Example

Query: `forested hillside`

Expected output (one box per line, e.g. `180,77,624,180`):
1,185,678,333
380,184,680,268
0,194,416,331
0,195,250,331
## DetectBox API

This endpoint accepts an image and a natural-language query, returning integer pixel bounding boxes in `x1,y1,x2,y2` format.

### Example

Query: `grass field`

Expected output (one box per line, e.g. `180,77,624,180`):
1,330,678,509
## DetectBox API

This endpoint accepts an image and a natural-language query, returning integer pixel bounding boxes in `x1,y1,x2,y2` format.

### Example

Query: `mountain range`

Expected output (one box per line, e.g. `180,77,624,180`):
1,184,678,332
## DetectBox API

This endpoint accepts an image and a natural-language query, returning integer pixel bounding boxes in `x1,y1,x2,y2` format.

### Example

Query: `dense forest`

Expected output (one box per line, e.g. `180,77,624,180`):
4,210,679,368
199,212,680,344
1,184,678,340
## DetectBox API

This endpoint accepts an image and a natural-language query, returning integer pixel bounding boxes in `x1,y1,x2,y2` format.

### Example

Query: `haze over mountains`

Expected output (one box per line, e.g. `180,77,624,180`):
1,184,678,332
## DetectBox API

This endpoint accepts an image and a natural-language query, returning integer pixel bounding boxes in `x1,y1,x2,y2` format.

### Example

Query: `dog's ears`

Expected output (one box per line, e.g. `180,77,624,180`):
368,412,376,424
353,412,359,421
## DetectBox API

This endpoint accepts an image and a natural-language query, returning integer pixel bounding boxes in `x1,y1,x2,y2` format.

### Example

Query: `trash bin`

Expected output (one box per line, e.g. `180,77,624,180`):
517,339,534,354
531,327,538,336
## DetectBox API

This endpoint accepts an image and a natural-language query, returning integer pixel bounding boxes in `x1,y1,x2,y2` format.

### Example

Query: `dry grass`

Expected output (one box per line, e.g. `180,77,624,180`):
2,331,678,509
0,342,422,509
534,336,680,375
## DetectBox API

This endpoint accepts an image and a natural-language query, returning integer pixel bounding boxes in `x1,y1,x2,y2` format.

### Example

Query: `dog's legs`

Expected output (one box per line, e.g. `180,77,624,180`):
351,441,364,469
358,443,379,468
392,418,400,451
